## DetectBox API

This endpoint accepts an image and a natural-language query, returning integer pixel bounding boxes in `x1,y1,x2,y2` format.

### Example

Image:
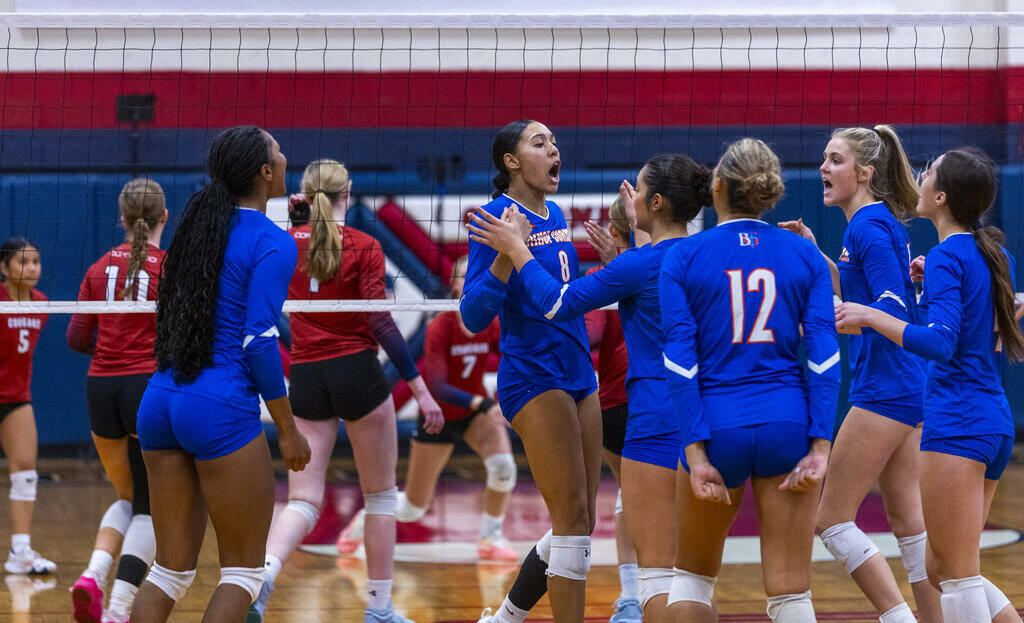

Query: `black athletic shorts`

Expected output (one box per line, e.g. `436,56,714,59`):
289,350,391,422
0,402,29,423
87,373,151,439
602,403,628,456
413,411,481,445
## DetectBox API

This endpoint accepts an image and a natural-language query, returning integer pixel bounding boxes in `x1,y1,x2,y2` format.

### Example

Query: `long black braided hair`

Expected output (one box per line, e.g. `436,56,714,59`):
155,125,273,384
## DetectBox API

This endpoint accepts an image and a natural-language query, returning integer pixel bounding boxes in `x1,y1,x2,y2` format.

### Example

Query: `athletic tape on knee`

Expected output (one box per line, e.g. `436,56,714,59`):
981,576,1012,618
395,491,427,523
766,591,815,623
637,567,673,609
121,514,156,564
484,453,517,493
285,499,321,533
363,486,398,516
545,535,591,581
896,532,928,584
939,576,989,623
219,566,266,603
615,488,623,516
820,522,879,574
536,529,553,564
99,499,133,535
9,470,37,502
667,568,716,608
146,563,195,602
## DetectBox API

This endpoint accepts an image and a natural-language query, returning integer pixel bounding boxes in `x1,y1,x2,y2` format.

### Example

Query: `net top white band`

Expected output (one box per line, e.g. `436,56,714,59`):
4,12,1024,29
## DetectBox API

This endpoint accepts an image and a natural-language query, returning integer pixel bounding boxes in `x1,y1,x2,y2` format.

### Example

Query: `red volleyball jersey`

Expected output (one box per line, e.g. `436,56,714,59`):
421,311,501,421
288,225,386,364
0,287,48,403
584,266,627,410
75,243,164,376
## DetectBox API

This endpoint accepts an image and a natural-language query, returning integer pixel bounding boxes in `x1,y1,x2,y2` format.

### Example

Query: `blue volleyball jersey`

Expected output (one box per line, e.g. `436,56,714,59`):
838,202,925,403
661,219,840,446
150,208,297,413
902,233,1015,440
518,237,683,435
460,194,594,394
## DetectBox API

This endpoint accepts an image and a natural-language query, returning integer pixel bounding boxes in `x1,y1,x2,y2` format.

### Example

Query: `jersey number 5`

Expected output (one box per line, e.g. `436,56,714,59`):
726,268,776,344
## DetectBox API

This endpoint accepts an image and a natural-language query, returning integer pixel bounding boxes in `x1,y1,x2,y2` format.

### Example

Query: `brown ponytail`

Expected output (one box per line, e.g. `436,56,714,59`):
301,158,349,283
118,178,165,300
831,125,919,223
935,147,1024,361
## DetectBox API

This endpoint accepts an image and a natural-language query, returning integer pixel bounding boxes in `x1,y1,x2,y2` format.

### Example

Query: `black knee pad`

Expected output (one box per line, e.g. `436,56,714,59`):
128,436,150,516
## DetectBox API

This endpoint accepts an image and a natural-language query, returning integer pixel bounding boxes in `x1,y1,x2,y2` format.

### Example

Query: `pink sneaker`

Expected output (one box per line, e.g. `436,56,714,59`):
477,531,519,562
336,509,365,555
70,575,103,623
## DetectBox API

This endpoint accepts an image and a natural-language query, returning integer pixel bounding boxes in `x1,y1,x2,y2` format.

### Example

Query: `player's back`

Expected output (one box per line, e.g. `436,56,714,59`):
287,224,381,363
667,219,823,428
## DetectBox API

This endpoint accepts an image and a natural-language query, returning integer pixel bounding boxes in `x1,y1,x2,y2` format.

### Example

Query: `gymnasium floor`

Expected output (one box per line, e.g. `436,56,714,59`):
6,453,1024,623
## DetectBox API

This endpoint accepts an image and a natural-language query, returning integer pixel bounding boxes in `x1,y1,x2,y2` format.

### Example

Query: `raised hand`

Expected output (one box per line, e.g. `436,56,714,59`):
778,218,818,246
584,220,620,266
467,208,531,256
910,255,926,282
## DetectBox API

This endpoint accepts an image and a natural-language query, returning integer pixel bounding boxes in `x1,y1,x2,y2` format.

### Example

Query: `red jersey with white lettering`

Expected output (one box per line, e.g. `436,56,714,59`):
421,312,501,421
76,243,164,376
288,225,385,364
0,287,48,403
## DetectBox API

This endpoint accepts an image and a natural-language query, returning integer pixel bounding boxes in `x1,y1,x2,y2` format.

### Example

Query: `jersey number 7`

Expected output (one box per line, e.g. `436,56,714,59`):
726,268,776,344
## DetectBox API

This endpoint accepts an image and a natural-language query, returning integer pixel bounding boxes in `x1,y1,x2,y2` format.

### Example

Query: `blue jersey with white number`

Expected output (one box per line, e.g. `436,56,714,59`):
902,233,1016,440
517,237,683,437
460,194,594,397
661,219,840,446
838,202,925,404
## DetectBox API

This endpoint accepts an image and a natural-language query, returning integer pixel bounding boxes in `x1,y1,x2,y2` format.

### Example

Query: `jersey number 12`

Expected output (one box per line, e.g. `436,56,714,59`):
726,268,776,344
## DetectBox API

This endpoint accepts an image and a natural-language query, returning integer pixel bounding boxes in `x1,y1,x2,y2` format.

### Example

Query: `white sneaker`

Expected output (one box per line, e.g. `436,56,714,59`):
4,549,56,575
101,608,130,623
477,607,496,622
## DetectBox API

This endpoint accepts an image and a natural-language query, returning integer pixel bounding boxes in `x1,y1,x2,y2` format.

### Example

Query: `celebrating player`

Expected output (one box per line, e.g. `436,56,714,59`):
780,125,941,622
835,147,1022,623
0,237,54,576
67,178,167,623
468,153,712,623
251,158,443,623
662,139,839,623
130,126,311,623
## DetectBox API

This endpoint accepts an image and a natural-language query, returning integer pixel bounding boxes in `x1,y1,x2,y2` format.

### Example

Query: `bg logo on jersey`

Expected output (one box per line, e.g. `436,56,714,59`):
738,232,759,247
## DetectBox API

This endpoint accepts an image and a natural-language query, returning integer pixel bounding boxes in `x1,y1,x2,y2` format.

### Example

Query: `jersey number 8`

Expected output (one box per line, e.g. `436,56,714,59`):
726,268,776,344
558,250,571,283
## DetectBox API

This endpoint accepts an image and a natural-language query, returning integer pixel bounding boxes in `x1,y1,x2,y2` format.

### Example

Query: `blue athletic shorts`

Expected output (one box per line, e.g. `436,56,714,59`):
621,431,681,470
497,380,597,422
137,384,264,461
853,398,923,427
681,421,811,489
920,434,1014,481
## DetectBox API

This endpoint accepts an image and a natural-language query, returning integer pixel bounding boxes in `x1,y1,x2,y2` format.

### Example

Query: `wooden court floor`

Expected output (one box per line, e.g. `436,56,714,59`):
2,453,1023,623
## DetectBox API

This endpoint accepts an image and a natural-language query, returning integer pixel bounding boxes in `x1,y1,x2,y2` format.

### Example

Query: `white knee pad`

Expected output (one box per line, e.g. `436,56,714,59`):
981,576,1012,618
896,532,928,583
219,566,266,603
766,591,816,623
9,470,37,502
820,522,879,574
146,563,196,602
99,499,133,535
939,576,989,623
122,514,156,563
394,491,427,523
545,535,591,581
615,488,623,516
637,567,673,609
285,499,321,532
879,602,916,623
363,487,398,516
484,453,517,493
537,529,553,563
667,568,715,608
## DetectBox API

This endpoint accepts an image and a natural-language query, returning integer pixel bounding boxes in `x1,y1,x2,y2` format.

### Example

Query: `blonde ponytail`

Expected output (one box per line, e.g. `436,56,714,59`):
301,158,350,283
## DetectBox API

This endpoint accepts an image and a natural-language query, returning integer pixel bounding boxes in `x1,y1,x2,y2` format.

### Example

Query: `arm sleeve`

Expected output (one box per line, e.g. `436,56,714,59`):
518,251,643,321
459,226,507,333
659,248,709,446
368,312,420,381
801,252,841,440
854,221,913,319
901,251,961,363
420,317,475,409
243,234,298,402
